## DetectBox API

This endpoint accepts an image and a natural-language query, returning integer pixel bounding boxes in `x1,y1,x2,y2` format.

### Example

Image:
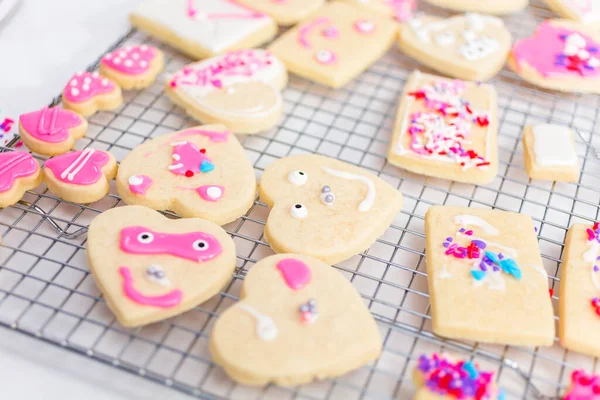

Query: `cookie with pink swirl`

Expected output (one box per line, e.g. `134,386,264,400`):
99,45,165,90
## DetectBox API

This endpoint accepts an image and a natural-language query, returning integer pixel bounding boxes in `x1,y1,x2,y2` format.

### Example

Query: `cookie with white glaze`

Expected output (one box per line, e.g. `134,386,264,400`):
423,0,528,15
87,205,236,327
522,124,579,182
259,154,402,264
544,0,600,24
234,0,325,26
165,49,287,134
0,152,43,208
99,45,165,90
116,124,256,225
62,71,123,117
210,253,381,386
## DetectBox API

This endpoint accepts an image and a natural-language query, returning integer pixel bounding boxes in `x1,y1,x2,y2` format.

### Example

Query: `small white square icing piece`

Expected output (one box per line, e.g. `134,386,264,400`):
532,124,577,166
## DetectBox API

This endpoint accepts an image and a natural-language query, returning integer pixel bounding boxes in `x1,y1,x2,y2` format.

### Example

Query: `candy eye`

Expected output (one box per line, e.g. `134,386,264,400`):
288,170,308,186
290,203,308,219
315,50,337,65
137,232,154,244
193,239,209,251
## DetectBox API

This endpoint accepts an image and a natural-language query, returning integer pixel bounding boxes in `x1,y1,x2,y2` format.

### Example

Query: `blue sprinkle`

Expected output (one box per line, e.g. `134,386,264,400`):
200,160,214,173
498,390,506,400
471,270,486,281
485,251,501,264
462,361,479,379
500,258,522,280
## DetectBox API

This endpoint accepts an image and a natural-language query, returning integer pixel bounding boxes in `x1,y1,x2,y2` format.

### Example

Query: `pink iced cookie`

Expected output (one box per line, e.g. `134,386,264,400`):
62,71,123,117
564,370,600,400
18,106,88,156
0,152,43,208
100,45,165,90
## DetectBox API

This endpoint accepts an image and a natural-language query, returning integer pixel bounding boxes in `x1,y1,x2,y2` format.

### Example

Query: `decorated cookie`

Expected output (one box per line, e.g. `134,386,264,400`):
87,205,236,327
210,254,381,385
234,0,325,26
129,0,277,60
563,370,600,400
116,124,256,225
425,206,555,346
399,13,512,81
18,107,88,156
509,20,600,93
423,0,528,15
43,149,118,204
387,71,498,185
259,154,402,264
0,152,43,208
99,45,165,90
268,2,398,88
413,353,505,400
340,0,416,22
522,124,579,182
62,72,123,117
165,49,288,134
545,0,600,23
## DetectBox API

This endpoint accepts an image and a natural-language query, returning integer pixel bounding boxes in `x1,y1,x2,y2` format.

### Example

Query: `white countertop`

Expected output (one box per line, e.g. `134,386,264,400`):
0,0,191,398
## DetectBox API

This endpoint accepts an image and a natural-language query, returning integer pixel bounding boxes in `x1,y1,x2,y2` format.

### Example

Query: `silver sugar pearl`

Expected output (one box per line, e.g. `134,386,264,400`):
321,185,331,193
324,194,334,203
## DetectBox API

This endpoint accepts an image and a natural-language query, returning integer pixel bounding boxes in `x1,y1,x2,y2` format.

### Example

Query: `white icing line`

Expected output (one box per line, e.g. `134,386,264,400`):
321,166,376,212
238,304,278,341
168,163,184,170
454,215,500,235
61,148,96,181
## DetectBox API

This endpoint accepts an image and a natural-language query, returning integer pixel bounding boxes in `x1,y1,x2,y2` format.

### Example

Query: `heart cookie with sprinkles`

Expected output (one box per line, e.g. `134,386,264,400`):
100,44,165,90
0,152,43,208
62,71,123,117
87,205,236,327
210,253,382,386
116,124,256,225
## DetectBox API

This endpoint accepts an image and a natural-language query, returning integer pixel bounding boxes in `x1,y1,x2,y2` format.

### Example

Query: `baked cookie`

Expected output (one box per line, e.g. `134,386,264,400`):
425,206,555,346
87,205,236,327
423,0,528,15
234,0,325,26
165,49,287,134
268,1,398,88
413,353,505,400
62,72,123,117
509,20,600,93
99,45,165,90
259,154,402,264
210,254,381,386
522,124,579,182
339,0,416,22
0,152,43,208
18,107,88,156
129,0,277,60
43,149,118,204
387,71,498,185
563,370,600,399
545,0,600,24
399,13,512,81
116,124,256,225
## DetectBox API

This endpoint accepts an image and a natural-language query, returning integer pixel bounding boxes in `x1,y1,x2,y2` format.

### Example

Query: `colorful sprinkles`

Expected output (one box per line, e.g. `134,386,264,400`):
564,369,600,400
299,299,318,324
555,33,600,76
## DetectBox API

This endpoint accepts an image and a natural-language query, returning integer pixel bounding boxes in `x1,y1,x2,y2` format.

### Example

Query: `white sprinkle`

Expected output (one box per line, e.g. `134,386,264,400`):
140,60,148,68
92,71,99,78
101,78,109,86
132,53,140,60
119,51,127,58
140,44,148,51
70,79,78,86
104,54,112,60
76,71,84,76
125,59,133,67
71,88,80,96
84,77,92,84
113,57,121,64
82,84,90,91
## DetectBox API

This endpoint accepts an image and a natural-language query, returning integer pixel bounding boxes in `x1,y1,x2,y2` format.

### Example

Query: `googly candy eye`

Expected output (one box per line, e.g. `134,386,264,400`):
315,50,337,65
193,239,209,251
290,203,308,219
137,232,154,244
287,170,308,186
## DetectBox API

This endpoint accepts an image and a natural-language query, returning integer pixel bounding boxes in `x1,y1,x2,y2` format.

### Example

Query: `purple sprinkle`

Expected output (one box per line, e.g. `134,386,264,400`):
446,237,453,242
534,227,538,232
498,253,504,260
493,266,500,272
595,266,599,272
472,240,486,249
459,228,465,233
596,256,600,261
443,242,449,248
480,264,488,272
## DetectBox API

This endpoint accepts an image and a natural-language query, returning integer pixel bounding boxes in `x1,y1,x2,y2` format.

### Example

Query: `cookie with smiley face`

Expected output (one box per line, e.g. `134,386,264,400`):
116,124,257,225
87,205,236,327
259,154,403,264
210,253,382,386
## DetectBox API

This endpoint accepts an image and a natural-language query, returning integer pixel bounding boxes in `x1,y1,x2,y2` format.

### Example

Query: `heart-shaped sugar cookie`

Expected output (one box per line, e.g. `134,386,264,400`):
87,205,236,327
210,254,382,386
399,13,512,81
62,72,123,117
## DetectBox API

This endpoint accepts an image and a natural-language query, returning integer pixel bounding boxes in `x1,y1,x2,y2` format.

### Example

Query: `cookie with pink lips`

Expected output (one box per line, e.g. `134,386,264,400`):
116,124,256,225
87,205,236,327
62,71,123,117
99,45,165,90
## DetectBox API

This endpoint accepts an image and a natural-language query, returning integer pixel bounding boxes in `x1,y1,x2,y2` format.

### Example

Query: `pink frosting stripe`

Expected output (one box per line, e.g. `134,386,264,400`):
63,71,116,103
119,266,183,308
276,258,311,290
44,149,110,185
0,152,38,193
298,17,331,48
102,45,157,75
19,107,82,143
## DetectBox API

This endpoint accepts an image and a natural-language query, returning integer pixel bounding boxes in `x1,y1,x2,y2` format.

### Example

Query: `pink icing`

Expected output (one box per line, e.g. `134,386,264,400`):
298,17,331,48
128,175,153,195
512,22,600,78
119,266,183,308
186,0,265,19
120,226,222,262
564,370,600,400
354,19,375,34
44,148,110,185
19,107,82,143
276,258,311,290
171,129,229,143
63,71,116,103
196,185,224,202
168,141,211,176
101,45,157,75
386,0,416,22
0,152,38,193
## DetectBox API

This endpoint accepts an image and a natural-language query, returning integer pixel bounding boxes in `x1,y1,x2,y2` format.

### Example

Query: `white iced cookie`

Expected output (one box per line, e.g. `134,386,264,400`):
522,124,579,182
129,0,277,60
87,205,236,327
116,124,256,225
399,13,512,81
259,154,403,264
165,49,288,134
423,0,528,15
545,0,600,23
210,253,382,386
234,0,325,26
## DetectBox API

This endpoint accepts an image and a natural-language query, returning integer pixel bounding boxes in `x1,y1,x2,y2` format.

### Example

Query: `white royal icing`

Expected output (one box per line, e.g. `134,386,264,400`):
321,166,376,212
562,0,600,22
583,239,600,289
454,215,500,235
287,170,308,186
532,124,578,167
238,304,278,341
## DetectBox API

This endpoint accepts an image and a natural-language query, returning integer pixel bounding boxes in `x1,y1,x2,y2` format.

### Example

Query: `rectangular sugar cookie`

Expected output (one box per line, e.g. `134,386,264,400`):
425,206,555,346
387,71,498,185
559,223,600,358
522,124,580,182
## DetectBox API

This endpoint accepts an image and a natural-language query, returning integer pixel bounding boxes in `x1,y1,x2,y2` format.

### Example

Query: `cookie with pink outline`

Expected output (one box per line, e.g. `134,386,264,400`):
100,44,165,90
116,124,256,225
0,152,43,208
87,205,236,327
62,71,123,117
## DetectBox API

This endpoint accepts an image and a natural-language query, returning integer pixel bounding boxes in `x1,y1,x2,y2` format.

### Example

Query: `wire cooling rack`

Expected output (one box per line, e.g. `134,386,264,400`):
1,1,600,399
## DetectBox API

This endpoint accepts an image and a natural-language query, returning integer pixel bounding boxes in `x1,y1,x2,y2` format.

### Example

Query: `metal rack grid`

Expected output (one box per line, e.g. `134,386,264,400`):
1,0,599,398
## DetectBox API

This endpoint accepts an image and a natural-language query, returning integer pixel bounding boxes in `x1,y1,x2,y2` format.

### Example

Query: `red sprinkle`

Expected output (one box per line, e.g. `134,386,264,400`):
587,228,596,241
185,170,194,177
476,162,491,167
594,222,599,231
549,289,554,297
200,148,206,154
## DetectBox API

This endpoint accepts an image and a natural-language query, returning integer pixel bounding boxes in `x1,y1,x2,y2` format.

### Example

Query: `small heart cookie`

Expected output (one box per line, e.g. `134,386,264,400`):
210,254,382,386
259,154,402,264
87,205,236,327
62,71,123,117
99,45,165,90
116,124,256,225
0,152,43,208
544,0,600,23
165,49,287,134
18,107,88,156
399,13,512,81
423,0,528,15
44,149,118,203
